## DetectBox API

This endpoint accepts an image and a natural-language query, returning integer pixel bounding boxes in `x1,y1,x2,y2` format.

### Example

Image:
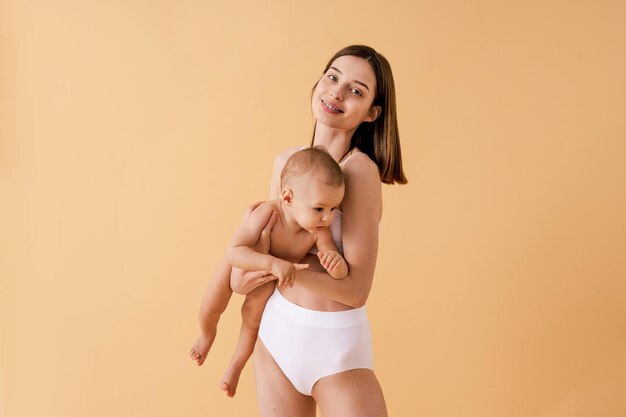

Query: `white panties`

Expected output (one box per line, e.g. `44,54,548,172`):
258,289,374,396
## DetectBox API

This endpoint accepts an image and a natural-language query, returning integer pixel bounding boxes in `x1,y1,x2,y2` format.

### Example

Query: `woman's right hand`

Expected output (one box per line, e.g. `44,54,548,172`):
230,267,275,295
270,259,309,288
230,207,278,294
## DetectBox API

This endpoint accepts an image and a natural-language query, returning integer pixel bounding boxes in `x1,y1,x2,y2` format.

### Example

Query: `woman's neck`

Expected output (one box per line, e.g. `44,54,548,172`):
312,123,355,162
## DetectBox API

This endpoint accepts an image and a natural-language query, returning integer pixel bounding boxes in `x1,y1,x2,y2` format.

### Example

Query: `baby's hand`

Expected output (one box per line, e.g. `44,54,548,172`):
270,259,308,288
317,251,348,279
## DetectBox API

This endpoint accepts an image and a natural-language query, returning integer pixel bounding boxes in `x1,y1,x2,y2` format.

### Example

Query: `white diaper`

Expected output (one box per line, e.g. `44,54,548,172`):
258,289,374,396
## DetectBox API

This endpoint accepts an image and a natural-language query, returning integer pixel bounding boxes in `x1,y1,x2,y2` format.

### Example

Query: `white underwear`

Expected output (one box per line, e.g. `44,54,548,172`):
258,289,374,396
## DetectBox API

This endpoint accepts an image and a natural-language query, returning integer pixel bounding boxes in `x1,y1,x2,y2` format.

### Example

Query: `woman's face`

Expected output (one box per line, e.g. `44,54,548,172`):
312,55,381,133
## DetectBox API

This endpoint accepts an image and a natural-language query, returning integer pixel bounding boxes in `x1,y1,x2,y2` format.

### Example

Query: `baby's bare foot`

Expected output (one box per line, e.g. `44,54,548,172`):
189,332,215,366
220,365,243,397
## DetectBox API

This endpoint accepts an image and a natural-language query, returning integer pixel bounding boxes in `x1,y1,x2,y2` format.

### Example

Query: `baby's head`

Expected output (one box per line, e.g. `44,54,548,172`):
280,147,345,233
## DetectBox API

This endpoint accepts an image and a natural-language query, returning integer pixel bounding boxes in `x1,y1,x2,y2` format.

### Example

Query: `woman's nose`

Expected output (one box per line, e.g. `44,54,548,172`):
330,89,343,101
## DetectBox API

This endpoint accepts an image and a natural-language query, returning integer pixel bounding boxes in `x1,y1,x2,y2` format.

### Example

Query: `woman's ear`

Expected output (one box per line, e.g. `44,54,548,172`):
364,105,382,122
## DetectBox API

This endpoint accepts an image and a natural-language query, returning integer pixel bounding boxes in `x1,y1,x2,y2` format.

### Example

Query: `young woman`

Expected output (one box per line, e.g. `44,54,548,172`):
231,45,407,417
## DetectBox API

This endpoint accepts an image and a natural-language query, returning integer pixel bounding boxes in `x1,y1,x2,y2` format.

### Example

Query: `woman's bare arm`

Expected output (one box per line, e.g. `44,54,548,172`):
293,155,382,308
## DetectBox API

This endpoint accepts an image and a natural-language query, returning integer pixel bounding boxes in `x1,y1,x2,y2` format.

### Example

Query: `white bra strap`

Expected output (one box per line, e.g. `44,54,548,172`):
339,151,362,167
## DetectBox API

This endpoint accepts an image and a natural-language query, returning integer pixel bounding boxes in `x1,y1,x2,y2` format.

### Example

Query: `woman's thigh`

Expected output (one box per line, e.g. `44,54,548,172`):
253,339,316,417
312,369,388,417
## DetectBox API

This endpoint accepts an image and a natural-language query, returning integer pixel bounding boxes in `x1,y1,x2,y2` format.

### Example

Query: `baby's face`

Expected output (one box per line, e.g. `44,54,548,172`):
291,181,344,233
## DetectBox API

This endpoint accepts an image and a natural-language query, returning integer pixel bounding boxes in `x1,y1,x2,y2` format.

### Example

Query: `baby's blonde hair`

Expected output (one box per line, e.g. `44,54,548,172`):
280,147,344,190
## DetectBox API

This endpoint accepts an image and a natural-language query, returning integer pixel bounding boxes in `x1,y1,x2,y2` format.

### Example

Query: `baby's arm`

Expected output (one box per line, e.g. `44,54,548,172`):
226,203,307,287
315,227,348,279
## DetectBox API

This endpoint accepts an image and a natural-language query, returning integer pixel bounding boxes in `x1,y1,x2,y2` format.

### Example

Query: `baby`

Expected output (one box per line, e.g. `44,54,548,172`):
190,147,348,397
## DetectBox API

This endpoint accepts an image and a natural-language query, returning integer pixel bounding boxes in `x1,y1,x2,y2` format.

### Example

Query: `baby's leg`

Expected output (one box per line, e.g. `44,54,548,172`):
190,258,233,366
220,282,275,397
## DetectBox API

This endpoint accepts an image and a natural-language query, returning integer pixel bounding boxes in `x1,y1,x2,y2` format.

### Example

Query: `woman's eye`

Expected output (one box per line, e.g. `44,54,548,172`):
328,74,338,82
351,88,362,96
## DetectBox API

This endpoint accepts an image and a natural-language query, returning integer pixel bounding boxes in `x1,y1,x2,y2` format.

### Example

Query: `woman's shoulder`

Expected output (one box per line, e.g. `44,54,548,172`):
342,150,380,183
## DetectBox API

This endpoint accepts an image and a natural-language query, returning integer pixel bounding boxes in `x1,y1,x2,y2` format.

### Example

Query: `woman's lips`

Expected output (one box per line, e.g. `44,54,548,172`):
321,100,343,114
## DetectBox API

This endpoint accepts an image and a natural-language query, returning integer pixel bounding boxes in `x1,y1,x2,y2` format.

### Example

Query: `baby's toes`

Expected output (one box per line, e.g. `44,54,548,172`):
191,350,202,362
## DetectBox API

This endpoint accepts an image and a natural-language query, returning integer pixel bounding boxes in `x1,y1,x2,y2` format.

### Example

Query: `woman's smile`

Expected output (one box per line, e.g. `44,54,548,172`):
321,99,344,114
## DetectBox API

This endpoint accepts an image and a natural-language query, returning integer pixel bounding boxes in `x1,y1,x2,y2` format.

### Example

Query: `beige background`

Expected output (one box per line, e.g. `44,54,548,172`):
2,1,625,416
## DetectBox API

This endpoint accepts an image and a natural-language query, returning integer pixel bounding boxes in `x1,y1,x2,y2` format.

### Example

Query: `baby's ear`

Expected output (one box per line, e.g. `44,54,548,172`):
281,188,293,205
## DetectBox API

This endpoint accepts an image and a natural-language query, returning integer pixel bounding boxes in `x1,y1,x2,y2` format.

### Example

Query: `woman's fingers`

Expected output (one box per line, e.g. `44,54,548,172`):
255,274,276,291
243,200,265,219
261,211,277,236
231,268,274,294
253,211,276,255
261,212,276,241
267,211,278,228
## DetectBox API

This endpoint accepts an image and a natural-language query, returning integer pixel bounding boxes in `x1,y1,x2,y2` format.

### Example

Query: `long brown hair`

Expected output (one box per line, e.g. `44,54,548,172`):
311,45,407,185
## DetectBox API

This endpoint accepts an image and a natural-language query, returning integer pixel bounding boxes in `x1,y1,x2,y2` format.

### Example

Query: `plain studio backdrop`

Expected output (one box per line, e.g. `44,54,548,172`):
1,1,625,416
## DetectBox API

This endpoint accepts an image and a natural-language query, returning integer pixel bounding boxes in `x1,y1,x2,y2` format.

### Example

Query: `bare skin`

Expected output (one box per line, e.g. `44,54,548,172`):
191,170,348,398
219,281,274,397
235,149,387,415
218,181,345,396
253,338,387,417
251,213,387,417
233,55,389,416
189,259,232,366
254,339,316,417
313,370,388,417
189,212,276,367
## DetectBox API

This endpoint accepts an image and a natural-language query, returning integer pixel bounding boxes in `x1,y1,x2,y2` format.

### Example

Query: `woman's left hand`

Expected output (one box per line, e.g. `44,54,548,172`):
230,208,278,294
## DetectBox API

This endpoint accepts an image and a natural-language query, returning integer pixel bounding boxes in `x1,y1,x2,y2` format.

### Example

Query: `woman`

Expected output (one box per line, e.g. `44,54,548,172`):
231,44,407,417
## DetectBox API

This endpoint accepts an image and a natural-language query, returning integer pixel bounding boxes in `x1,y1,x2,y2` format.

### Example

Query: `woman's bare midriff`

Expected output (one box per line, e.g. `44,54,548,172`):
280,285,354,312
